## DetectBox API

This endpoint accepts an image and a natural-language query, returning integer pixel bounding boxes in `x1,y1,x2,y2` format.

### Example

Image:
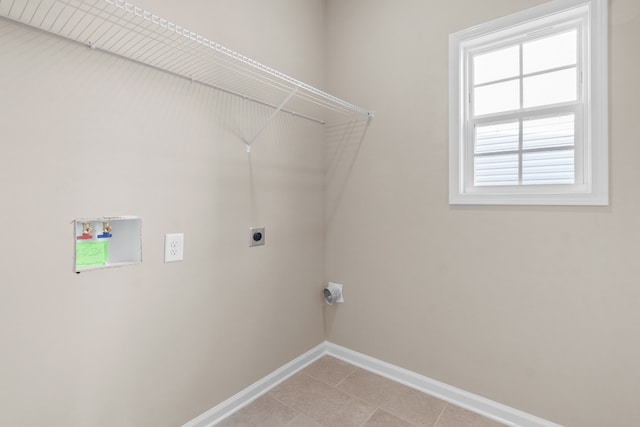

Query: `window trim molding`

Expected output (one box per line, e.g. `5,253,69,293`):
449,0,608,206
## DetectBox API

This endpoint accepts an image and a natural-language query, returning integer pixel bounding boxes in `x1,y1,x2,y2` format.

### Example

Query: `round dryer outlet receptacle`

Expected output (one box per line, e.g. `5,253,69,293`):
249,227,265,247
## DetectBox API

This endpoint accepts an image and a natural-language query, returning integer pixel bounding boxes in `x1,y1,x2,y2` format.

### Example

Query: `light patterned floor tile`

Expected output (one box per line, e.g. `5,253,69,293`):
300,356,358,386
362,409,417,427
269,372,375,427
285,413,325,427
216,359,513,427
338,368,447,427
434,404,508,427
216,395,299,427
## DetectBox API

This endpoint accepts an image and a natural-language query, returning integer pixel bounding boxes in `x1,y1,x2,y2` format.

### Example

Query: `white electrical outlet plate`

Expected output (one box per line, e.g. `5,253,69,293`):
164,233,184,262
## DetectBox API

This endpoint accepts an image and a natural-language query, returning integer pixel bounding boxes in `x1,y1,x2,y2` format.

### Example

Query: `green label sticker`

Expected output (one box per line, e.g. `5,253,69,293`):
76,241,109,269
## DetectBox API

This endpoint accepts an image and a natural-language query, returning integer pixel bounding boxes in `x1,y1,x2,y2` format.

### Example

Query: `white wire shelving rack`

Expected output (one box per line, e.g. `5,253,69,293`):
0,0,374,151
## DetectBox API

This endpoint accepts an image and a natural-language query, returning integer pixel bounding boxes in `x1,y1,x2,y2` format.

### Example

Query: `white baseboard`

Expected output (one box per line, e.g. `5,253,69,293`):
183,341,563,427
182,342,326,427
325,342,562,427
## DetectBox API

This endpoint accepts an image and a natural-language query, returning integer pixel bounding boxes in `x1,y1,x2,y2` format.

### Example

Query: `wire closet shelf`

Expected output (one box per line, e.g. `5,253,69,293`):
0,0,373,149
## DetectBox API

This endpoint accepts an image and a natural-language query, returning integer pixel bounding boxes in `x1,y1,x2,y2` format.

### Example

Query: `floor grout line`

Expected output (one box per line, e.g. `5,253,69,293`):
432,402,448,427
331,372,420,427
334,369,356,389
278,398,306,427
266,390,320,427
357,408,377,427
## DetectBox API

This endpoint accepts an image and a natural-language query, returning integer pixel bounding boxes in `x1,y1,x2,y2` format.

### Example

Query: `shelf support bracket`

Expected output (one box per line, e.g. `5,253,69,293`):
246,86,299,153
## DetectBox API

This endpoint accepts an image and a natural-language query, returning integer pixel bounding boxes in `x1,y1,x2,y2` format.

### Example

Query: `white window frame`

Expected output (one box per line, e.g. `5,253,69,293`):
449,0,608,205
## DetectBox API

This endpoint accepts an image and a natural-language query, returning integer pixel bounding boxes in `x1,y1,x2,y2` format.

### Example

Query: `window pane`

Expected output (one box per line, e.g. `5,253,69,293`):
475,121,519,154
523,114,575,150
523,30,577,74
474,79,519,116
474,153,519,186
522,149,574,185
523,67,576,108
473,45,520,85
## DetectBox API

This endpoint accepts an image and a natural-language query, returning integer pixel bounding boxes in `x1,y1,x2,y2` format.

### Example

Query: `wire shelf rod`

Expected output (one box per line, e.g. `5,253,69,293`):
89,40,327,124
0,0,373,124
104,0,372,116
85,8,298,99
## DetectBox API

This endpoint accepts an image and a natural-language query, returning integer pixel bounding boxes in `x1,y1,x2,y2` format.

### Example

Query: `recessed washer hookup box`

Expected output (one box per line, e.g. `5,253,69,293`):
74,216,141,272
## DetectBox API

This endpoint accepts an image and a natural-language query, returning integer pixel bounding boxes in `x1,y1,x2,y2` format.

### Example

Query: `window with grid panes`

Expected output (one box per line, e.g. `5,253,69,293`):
449,0,608,205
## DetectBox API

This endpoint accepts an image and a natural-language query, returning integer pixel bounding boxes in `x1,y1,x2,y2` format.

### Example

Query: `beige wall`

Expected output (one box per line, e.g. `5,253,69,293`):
324,1,640,426
3,1,639,426
0,1,326,426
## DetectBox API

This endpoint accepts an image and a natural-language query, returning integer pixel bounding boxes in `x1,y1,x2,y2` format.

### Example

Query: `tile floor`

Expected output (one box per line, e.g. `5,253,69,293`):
216,356,508,427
